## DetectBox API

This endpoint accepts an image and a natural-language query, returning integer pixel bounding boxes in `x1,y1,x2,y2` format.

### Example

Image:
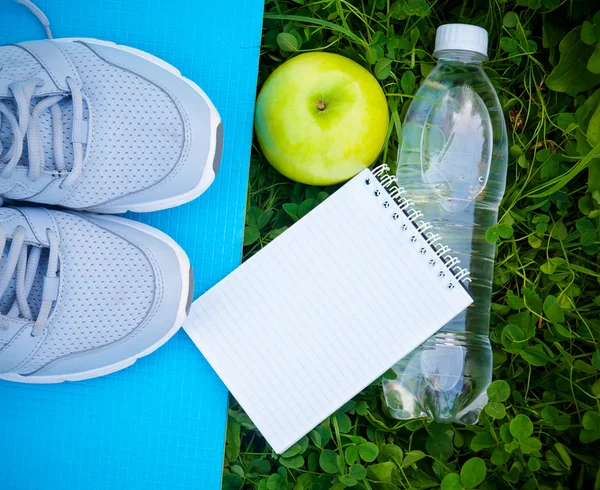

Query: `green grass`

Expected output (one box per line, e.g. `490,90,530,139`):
224,1,600,489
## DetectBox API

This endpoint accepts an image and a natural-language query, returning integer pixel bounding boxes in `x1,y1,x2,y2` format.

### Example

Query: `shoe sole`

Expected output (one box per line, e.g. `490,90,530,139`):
55,38,223,214
0,216,192,384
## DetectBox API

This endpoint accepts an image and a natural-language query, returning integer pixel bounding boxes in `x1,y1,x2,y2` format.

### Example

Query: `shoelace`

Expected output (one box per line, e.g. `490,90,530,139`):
2,0,88,188
15,0,53,39
0,225,60,337
0,78,87,188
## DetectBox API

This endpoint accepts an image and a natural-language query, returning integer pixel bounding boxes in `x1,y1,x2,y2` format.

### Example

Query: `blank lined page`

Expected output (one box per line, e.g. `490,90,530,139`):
184,168,473,454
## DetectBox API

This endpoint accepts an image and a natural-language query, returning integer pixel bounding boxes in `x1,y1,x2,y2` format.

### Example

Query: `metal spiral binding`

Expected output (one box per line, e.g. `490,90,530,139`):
366,164,472,288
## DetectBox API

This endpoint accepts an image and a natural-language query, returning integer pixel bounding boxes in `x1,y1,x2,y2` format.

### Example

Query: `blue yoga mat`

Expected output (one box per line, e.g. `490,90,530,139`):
0,1,263,488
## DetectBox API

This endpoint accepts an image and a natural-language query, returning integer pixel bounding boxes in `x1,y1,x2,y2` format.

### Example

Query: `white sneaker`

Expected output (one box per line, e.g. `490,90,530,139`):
0,206,192,383
0,33,222,213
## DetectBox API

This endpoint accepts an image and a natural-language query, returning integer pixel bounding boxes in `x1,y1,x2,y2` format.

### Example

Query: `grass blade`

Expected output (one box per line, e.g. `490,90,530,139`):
264,13,368,47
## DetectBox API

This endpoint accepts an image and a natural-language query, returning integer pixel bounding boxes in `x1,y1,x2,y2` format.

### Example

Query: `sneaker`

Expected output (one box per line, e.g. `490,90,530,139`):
0,36,223,213
0,206,193,383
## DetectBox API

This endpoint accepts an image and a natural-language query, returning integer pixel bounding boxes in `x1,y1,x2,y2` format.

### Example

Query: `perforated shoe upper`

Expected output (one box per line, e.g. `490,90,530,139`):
0,207,189,381
0,39,220,212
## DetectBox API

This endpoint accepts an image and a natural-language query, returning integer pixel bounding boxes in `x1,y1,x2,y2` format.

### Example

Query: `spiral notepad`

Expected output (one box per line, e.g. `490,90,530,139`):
184,165,473,453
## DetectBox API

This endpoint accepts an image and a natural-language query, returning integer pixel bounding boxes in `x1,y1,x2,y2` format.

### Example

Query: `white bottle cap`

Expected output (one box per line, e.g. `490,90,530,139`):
434,24,489,59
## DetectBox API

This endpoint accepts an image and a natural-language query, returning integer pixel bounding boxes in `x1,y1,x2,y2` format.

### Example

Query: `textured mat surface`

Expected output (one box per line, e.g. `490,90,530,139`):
0,0,263,488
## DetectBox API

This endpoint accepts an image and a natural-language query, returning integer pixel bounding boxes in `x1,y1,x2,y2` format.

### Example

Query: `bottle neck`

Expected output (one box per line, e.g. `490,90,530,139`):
436,50,486,64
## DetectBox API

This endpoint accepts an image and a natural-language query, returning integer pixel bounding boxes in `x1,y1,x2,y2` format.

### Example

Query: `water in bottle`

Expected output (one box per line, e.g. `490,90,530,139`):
382,24,508,423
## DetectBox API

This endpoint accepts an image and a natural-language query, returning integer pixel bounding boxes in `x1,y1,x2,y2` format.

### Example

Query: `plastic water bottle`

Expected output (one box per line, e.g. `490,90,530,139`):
382,24,508,423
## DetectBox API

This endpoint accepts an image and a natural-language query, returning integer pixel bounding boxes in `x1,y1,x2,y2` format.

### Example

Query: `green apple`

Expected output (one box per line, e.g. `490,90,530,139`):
254,52,389,185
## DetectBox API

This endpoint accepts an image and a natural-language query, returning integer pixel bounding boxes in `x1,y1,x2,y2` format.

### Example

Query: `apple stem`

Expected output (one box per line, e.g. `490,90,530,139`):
317,100,326,111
